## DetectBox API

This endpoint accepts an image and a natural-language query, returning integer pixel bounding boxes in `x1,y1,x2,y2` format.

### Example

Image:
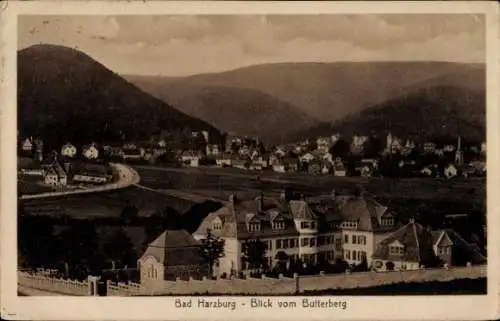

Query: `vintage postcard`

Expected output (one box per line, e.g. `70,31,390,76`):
1,1,499,320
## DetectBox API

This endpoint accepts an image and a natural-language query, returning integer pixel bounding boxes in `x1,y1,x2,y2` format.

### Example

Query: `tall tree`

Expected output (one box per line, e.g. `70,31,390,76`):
56,222,99,278
198,229,225,275
103,228,137,269
18,216,55,269
363,136,384,158
329,139,351,159
241,238,268,272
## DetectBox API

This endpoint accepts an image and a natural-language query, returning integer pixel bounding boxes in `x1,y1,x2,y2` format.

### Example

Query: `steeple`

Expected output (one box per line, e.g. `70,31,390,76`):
386,132,393,151
455,135,464,166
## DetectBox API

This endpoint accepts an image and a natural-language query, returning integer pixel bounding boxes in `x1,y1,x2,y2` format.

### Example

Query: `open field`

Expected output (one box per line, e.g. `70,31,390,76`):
135,166,486,204
20,165,486,229
21,186,196,218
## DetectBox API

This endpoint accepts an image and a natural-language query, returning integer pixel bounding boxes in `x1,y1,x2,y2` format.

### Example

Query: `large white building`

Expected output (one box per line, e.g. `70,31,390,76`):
193,191,399,276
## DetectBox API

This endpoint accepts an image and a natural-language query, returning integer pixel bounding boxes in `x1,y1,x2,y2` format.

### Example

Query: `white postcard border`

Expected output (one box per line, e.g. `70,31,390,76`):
1,1,499,320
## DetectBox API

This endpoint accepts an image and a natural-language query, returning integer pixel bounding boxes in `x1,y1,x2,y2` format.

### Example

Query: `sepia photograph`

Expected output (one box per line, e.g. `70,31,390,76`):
1,1,499,321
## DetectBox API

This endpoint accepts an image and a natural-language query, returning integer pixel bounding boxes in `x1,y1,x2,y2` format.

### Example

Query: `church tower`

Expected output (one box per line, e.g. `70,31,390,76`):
386,132,393,152
455,135,464,166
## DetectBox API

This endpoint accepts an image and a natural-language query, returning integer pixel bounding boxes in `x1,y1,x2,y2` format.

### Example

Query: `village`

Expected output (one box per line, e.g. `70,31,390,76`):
17,129,487,194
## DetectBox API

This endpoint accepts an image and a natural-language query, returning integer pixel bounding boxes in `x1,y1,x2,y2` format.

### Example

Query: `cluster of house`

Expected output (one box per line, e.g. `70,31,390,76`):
20,137,101,161
177,132,486,179
138,190,485,284
18,138,113,187
18,158,113,187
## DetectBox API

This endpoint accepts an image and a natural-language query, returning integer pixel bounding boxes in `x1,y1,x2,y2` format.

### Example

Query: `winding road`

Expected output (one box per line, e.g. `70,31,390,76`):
20,163,140,200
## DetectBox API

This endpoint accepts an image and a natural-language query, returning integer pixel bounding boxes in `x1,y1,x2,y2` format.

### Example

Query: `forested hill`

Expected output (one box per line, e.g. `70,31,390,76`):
18,44,221,149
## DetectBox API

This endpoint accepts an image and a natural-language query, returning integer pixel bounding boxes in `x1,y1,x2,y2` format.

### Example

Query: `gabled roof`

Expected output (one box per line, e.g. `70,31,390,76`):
338,195,393,231
432,229,486,264
289,200,316,220
141,229,204,266
372,221,436,263
181,150,201,158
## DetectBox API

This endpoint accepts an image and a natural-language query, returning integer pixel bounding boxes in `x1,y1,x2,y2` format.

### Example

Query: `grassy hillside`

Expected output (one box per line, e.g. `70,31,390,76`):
160,61,485,122
18,44,220,150
123,77,319,143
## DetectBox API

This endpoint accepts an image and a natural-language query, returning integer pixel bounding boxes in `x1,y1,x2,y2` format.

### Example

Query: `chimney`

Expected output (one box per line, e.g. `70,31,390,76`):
229,193,237,205
280,190,287,201
258,193,264,212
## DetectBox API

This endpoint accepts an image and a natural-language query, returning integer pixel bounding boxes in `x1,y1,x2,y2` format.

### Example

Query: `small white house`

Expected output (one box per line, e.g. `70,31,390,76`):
181,151,200,167
21,137,33,152
61,143,77,158
333,166,347,177
216,154,232,167
83,144,99,160
444,164,458,179
299,153,316,163
272,164,286,173
420,167,433,177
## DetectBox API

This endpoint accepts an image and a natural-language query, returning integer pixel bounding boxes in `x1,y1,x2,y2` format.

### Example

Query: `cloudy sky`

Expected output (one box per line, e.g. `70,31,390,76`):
18,14,485,76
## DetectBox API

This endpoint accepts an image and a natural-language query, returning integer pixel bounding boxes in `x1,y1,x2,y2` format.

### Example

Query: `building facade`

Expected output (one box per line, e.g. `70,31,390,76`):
372,220,486,272
193,191,399,276
139,229,210,284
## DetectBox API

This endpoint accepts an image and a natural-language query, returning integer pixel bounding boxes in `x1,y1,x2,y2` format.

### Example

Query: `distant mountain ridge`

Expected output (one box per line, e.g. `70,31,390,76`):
126,61,485,144
155,61,485,122
124,76,319,143
292,85,485,143
18,44,220,150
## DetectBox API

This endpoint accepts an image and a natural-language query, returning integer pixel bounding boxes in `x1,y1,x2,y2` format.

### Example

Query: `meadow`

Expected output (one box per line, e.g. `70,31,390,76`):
20,186,196,218
136,166,485,205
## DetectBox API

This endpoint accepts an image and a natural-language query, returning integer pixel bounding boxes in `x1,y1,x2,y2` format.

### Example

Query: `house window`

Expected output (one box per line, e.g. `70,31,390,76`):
290,239,296,248
301,221,314,229
310,238,316,247
389,245,405,255
276,239,282,249
345,250,351,260
283,239,289,249
352,250,357,261
382,217,394,227
302,238,310,247
344,234,349,244
401,264,407,270
213,223,222,231
248,222,260,232
272,221,285,230
327,251,335,261
354,235,366,245
335,238,342,250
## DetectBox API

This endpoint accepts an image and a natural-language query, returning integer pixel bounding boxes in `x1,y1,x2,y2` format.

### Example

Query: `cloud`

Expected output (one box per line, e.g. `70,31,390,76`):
18,14,485,76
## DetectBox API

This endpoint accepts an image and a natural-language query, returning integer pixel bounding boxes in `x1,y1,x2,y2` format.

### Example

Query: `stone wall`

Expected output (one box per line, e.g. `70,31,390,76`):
18,271,90,295
18,265,486,296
